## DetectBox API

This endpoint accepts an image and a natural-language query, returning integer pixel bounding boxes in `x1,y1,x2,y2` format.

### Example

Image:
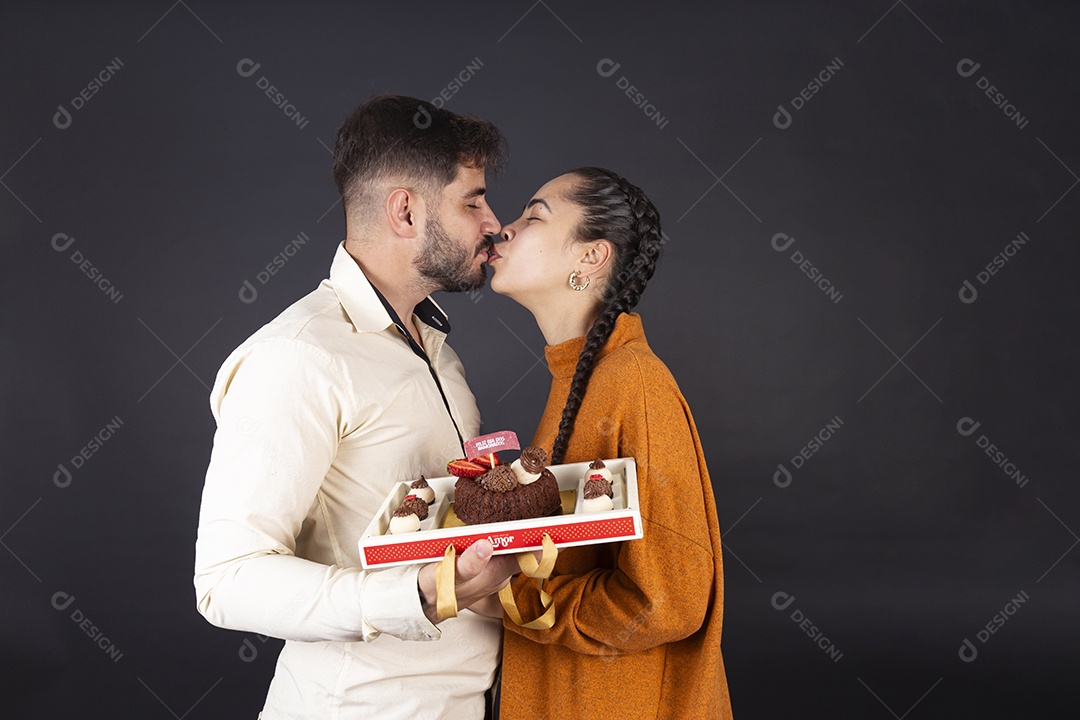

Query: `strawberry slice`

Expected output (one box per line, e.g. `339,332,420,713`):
447,458,486,478
472,452,501,469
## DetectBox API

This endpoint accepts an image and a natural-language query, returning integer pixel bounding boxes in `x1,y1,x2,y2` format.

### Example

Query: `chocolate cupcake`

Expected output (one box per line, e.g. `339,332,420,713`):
410,475,435,505
455,473,560,524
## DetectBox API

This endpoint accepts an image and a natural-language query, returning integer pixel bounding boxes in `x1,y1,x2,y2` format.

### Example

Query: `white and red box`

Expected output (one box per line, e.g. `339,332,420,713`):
358,458,642,569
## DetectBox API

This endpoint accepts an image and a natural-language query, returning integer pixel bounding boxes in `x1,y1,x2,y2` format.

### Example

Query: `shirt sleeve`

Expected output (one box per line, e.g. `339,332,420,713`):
504,351,716,655
193,338,440,643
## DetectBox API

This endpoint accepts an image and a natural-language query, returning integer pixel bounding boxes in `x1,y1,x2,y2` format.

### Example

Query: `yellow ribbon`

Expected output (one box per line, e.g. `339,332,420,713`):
434,534,559,628
434,543,458,620
498,533,558,630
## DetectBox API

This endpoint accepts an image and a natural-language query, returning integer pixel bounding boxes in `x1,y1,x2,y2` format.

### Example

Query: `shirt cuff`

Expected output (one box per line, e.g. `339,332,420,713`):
359,564,442,642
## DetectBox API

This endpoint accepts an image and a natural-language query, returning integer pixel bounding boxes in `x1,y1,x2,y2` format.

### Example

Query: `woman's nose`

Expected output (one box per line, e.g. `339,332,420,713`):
502,226,515,242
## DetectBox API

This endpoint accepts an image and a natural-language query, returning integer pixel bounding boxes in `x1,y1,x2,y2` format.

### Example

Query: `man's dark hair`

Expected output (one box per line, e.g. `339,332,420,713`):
332,94,507,223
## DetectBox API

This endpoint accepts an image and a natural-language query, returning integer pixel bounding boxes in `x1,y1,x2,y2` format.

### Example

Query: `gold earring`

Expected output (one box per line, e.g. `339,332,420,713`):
569,271,590,291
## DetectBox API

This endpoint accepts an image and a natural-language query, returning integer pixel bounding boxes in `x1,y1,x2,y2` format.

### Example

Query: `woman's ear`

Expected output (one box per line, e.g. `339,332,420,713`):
386,188,420,239
579,239,613,274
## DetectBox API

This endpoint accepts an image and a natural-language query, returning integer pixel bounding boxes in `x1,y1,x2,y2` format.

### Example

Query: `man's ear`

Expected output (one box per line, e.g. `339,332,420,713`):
579,239,613,275
386,188,420,239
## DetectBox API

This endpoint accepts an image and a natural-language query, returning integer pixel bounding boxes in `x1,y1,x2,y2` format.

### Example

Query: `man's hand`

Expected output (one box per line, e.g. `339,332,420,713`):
467,593,505,618
417,539,518,625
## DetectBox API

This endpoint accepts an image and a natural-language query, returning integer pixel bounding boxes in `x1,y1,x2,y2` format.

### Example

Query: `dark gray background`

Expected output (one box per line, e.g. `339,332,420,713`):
3,1,1078,717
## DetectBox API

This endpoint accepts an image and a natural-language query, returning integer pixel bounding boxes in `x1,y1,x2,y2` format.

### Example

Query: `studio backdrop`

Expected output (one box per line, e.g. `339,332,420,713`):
2,1,1078,717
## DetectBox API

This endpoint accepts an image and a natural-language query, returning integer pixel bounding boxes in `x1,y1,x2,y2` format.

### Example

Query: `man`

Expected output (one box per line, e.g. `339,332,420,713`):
194,95,517,718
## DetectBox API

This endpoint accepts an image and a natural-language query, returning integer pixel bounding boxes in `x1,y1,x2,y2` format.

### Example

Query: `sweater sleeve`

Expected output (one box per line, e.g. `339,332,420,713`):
504,350,716,655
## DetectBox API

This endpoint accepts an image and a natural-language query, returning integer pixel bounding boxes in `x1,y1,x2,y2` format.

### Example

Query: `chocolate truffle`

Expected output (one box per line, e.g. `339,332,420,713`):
400,494,429,520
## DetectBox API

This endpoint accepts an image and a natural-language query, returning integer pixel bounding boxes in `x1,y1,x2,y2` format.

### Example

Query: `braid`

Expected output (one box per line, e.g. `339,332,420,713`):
550,298,621,464
550,168,664,464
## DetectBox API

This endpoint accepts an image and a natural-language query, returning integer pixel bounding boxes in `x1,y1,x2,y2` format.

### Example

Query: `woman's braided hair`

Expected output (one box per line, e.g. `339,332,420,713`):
550,167,664,464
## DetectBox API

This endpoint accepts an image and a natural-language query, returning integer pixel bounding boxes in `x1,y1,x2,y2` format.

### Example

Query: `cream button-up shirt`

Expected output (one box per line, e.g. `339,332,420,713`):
194,242,500,719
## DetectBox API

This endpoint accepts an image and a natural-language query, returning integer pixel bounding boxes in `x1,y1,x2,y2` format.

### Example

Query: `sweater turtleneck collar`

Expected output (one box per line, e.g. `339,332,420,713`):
542,312,647,381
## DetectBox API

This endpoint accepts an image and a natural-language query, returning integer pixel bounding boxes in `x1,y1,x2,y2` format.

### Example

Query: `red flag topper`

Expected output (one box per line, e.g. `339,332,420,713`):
464,430,520,460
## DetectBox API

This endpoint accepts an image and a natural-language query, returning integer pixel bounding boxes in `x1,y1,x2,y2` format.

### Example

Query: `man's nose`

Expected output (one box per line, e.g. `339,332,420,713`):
481,208,501,236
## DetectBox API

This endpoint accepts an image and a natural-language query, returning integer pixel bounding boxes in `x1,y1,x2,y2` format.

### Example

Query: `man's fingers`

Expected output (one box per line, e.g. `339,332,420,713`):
455,539,493,582
457,560,516,608
464,555,518,591
488,554,520,577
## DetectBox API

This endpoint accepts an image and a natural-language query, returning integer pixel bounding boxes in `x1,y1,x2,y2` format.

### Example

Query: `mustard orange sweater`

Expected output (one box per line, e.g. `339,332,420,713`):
500,313,733,719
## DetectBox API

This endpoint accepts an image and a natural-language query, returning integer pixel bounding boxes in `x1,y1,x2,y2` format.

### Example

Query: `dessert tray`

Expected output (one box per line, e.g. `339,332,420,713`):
357,457,642,569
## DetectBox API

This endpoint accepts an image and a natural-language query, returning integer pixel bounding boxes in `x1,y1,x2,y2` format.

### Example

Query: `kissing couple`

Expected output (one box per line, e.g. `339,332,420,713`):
194,94,733,719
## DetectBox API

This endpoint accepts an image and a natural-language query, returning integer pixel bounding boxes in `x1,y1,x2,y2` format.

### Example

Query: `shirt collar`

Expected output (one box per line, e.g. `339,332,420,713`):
329,242,451,335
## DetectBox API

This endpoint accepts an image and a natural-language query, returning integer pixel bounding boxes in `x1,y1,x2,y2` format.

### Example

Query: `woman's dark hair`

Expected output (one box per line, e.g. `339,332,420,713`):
550,167,664,464
332,94,507,219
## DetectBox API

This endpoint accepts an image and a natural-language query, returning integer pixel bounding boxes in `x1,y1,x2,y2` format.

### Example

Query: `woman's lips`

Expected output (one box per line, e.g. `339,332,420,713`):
486,246,502,262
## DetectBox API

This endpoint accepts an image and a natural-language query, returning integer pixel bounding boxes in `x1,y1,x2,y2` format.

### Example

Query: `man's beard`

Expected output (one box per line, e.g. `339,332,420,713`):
414,210,488,292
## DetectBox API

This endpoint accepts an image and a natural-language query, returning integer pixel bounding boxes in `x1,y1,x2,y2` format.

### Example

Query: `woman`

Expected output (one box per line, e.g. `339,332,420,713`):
487,168,733,719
